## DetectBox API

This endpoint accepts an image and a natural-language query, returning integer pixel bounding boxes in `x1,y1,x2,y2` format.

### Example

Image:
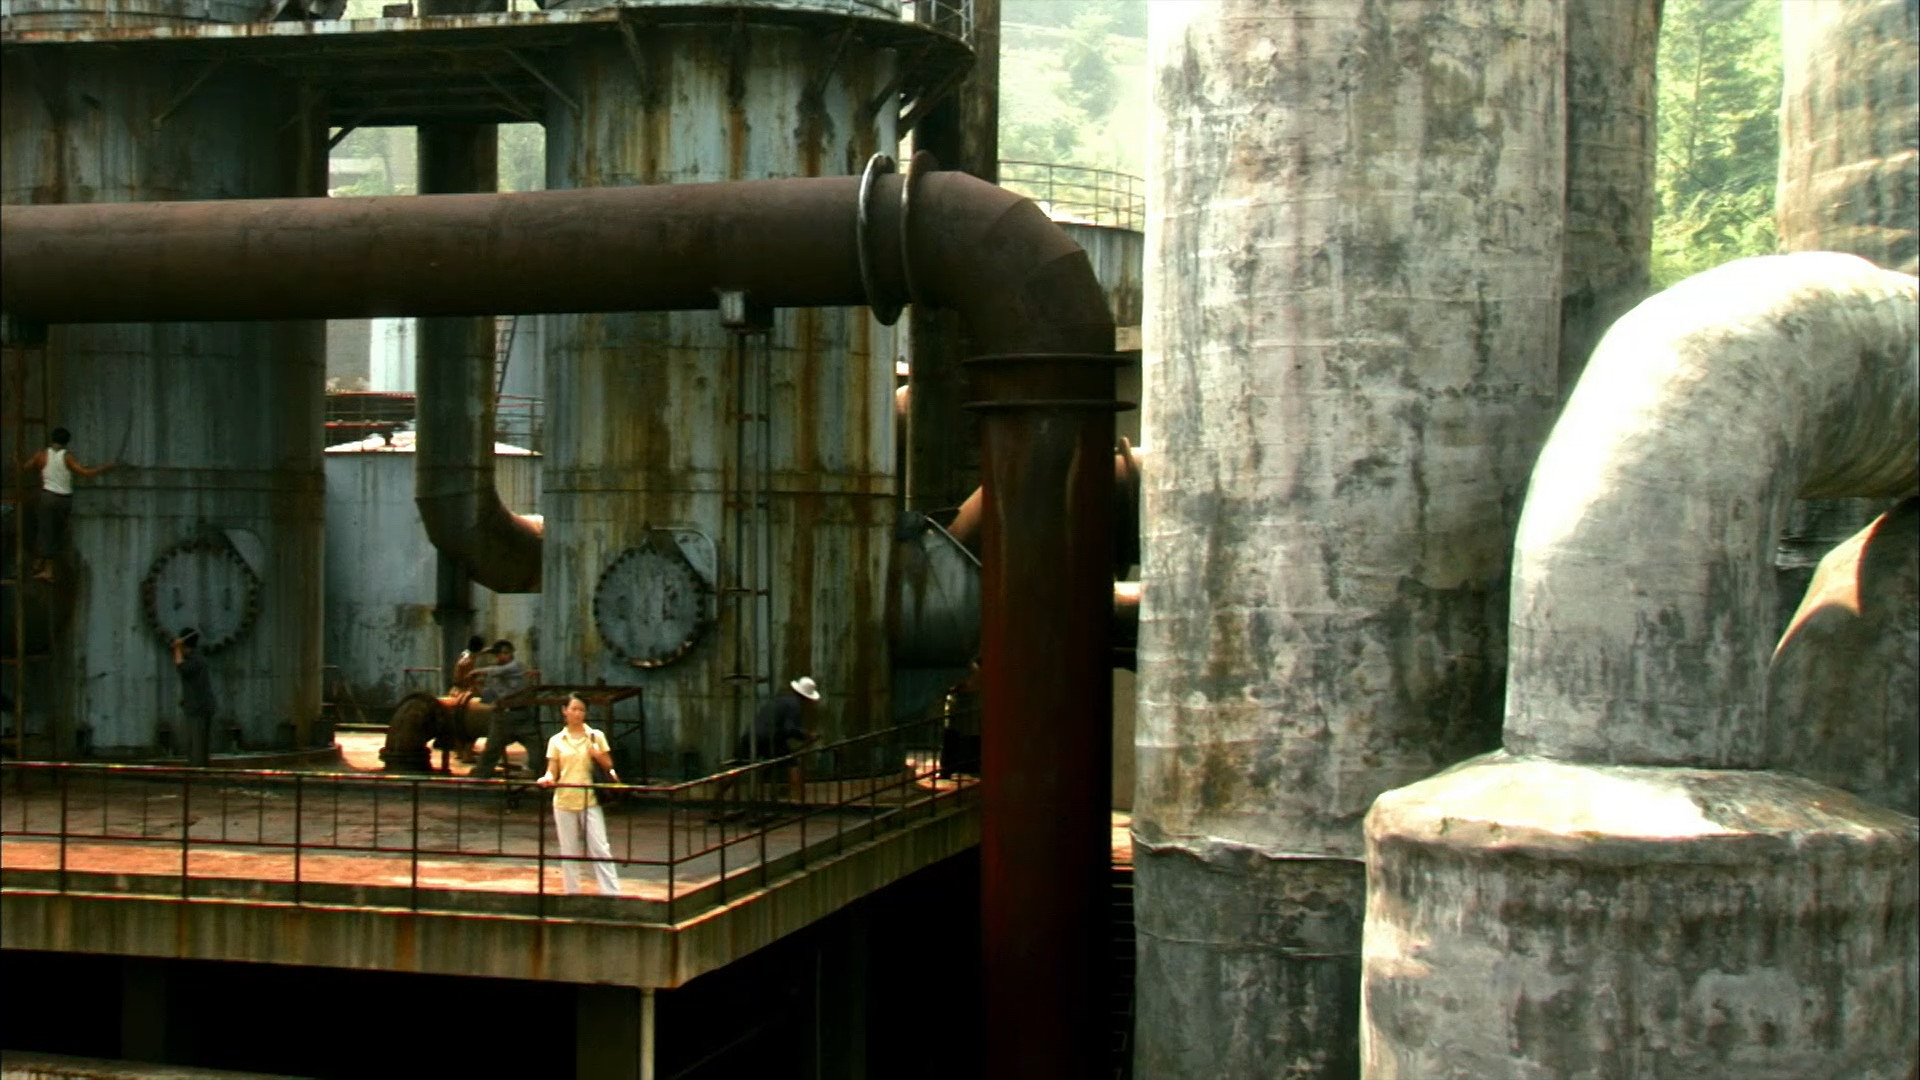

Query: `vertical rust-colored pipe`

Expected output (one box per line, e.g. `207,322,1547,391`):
968,353,1121,1079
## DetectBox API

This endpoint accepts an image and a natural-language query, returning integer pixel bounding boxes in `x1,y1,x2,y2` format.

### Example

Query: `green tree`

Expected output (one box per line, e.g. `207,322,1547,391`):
1062,8,1118,121
1652,0,1782,286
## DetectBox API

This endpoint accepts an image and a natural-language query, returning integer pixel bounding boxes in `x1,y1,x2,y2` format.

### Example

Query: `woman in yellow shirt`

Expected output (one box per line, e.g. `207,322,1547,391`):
536,693,622,895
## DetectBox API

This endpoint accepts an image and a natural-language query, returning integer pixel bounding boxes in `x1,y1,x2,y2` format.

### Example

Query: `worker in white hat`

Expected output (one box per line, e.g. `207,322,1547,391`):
737,674,821,801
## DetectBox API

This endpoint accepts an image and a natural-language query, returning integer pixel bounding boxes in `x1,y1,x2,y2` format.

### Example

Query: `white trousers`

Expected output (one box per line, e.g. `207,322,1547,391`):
551,804,621,895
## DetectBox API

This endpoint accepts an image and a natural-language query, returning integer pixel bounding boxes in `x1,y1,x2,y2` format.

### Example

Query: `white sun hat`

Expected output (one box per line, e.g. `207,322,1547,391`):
790,675,821,701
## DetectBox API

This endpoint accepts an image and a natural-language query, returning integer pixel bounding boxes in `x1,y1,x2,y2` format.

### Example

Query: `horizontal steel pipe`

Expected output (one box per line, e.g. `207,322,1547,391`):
0,173,1114,357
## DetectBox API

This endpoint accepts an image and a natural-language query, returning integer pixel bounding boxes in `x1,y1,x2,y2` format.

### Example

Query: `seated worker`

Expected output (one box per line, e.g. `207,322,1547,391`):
442,634,489,763
469,639,538,779
735,675,821,802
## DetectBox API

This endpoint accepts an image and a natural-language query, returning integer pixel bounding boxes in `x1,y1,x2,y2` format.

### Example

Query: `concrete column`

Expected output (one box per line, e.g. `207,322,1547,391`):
1140,2,1564,1074
119,957,169,1064
575,984,643,1080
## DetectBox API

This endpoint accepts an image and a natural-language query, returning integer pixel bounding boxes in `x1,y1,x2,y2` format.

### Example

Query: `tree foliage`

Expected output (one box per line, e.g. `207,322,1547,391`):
998,0,1145,173
1652,0,1782,287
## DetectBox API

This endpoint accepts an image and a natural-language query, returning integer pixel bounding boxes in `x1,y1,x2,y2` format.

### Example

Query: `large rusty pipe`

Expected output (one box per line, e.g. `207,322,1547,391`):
969,354,1122,1078
0,172,1113,354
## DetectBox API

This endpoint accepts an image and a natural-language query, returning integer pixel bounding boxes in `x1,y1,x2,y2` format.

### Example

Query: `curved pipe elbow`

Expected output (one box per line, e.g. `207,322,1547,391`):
415,487,543,594
899,171,1116,357
1504,253,1918,767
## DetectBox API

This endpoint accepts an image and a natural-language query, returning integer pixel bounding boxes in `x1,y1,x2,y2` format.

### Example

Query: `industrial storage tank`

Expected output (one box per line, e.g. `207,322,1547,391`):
536,0,935,773
0,11,326,755
324,432,541,712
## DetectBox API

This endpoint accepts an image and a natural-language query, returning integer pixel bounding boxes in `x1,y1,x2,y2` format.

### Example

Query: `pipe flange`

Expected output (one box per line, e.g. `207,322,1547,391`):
856,153,903,326
899,150,939,312
141,537,262,655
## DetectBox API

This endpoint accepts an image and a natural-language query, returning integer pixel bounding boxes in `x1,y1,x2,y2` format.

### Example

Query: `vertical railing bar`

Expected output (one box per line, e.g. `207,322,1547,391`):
666,784,677,924
536,779,547,920
410,775,421,909
57,766,69,893
293,773,303,905
179,769,189,900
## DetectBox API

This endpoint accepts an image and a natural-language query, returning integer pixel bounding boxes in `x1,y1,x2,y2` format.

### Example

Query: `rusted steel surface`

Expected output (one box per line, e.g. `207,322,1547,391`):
968,353,1123,1079
2,0,261,32
409,120,540,595
1,171,1111,353
2,49,327,757
1059,221,1143,330
531,23,900,771
2,4,972,135
323,442,539,710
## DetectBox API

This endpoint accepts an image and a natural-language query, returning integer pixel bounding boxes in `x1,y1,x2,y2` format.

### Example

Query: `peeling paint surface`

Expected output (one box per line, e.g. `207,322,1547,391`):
540,23,897,773
2,51,326,753
323,448,541,710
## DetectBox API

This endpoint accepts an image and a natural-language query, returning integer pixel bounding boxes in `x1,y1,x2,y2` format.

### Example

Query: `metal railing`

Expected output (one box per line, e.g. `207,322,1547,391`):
493,393,544,454
905,0,973,43
999,160,1145,232
0,714,974,925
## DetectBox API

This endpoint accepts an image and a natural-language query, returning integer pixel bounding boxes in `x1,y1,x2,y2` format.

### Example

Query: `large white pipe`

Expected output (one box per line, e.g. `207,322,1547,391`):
1504,252,1918,768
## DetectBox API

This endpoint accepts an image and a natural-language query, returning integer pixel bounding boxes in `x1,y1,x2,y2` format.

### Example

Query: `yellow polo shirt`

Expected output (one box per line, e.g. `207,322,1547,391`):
545,726,610,811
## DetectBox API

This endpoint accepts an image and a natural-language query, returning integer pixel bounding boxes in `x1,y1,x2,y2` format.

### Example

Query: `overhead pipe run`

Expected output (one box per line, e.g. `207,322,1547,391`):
1,165,1120,1072
0,167,1112,355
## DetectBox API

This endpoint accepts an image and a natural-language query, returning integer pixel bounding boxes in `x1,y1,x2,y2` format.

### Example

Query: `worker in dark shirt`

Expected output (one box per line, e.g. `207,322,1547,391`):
737,675,820,801
469,639,538,779
170,628,218,766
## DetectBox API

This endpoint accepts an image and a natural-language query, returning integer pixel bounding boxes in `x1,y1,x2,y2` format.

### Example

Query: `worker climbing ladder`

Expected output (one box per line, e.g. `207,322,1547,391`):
1,317,53,760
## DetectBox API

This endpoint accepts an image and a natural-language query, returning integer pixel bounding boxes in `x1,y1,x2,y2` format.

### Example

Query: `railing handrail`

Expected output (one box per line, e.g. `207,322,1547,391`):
0,710,979,925
998,159,1146,232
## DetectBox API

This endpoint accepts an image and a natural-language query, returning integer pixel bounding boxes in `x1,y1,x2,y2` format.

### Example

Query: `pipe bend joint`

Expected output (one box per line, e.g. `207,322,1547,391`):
1504,253,1918,768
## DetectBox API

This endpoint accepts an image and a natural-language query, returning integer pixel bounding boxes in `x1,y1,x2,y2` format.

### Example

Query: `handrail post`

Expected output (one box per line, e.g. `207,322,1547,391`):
666,784,676,924
293,773,303,905
409,775,421,909
179,768,190,899
536,778,547,919
57,766,69,893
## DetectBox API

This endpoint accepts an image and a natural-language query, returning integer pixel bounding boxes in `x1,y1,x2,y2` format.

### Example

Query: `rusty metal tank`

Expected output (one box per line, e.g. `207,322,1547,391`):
0,13,326,755
324,432,541,711
538,1,927,773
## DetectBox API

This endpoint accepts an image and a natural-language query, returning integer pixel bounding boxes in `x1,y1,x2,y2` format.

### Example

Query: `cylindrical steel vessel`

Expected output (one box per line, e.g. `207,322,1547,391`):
1138,1,1564,1074
323,437,542,711
540,13,901,771
0,39,326,754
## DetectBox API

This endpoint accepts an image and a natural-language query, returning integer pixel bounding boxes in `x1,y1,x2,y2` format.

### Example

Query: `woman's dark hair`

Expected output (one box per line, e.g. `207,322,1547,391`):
466,635,486,652
179,628,202,649
566,692,587,708
50,427,71,446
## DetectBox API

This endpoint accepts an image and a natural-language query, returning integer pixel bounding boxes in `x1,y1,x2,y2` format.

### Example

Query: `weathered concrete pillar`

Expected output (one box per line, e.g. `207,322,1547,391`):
1363,256,1920,1079
1560,0,1658,399
1139,1,1564,1074
1772,0,1918,632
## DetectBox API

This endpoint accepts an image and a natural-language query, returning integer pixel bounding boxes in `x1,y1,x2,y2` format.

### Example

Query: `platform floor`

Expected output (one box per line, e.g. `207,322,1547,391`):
2,734,977,908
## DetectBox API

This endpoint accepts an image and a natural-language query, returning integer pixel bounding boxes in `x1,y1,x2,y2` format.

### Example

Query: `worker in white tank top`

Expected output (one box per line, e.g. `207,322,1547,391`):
18,426,114,582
